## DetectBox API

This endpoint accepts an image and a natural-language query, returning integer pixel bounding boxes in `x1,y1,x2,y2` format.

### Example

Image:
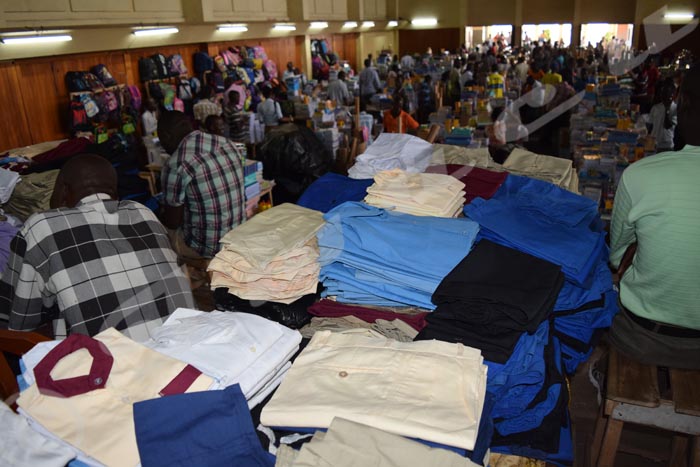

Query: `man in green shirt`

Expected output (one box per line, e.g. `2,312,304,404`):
609,65,700,369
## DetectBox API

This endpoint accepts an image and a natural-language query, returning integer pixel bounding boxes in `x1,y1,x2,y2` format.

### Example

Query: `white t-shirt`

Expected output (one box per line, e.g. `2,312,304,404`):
141,110,158,136
649,102,677,150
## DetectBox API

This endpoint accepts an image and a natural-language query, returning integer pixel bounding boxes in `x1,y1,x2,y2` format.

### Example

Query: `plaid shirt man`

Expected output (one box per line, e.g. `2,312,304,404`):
162,130,246,258
0,194,194,341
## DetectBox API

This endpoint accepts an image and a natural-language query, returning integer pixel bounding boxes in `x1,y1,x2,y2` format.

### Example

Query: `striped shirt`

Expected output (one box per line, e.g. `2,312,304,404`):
610,145,700,329
162,131,246,258
0,194,193,340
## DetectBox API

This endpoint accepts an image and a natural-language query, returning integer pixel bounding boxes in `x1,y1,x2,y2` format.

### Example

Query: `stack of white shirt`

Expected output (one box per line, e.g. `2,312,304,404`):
146,308,302,408
348,133,433,179
364,169,466,217
208,203,325,304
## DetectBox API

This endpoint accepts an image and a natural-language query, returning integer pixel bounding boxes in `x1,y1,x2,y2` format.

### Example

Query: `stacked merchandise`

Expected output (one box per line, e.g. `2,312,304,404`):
317,202,479,309
348,133,433,179
363,169,466,217
501,148,579,194
425,165,508,203
208,203,324,304
296,172,374,213
244,159,264,201
275,418,482,467
261,330,488,451
144,308,302,408
445,127,473,147
315,127,340,161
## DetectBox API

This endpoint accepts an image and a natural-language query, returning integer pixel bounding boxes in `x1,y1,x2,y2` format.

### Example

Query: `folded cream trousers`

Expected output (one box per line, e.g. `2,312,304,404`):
261,330,487,450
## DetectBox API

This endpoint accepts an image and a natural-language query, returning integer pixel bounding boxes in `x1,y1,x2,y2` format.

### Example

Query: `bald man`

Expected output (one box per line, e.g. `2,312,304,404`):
158,110,245,260
0,154,194,340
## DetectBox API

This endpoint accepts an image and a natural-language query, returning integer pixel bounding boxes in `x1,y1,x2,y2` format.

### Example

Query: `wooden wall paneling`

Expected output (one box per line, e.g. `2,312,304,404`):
16,60,66,145
399,28,461,56
0,63,33,152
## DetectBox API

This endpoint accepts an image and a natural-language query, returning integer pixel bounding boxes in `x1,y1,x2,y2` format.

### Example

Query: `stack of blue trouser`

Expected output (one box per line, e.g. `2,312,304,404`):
318,202,480,309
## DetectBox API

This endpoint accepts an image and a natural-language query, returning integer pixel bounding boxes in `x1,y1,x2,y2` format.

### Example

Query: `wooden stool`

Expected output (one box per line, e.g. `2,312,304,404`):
590,348,700,466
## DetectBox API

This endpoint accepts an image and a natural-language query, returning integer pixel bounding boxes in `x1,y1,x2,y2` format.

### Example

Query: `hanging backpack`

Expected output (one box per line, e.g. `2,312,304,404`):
127,85,142,112
177,78,193,100
194,52,214,73
148,82,164,101
263,60,278,79
207,72,225,93
83,73,105,92
81,94,100,118
214,55,228,73
189,77,202,97
139,57,159,82
160,82,176,110
221,49,240,68
70,99,89,129
253,46,267,60
168,54,188,76
173,97,185,113
65,72,90,92
151,53,169,79
91,64,117,87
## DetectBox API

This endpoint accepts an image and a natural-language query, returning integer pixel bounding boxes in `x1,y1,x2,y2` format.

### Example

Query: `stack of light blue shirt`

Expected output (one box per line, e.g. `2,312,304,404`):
318,202,479,309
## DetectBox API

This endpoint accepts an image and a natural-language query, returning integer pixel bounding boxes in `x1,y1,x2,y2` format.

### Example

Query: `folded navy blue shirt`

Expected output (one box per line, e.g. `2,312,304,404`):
297,173,373,213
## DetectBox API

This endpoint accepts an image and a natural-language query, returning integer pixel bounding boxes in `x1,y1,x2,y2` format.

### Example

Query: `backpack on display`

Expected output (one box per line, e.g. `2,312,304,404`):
70,99,89,129
173,97,185,112
263,60,278,79
221,49,240,67
91,64,117,87
207,72,225,93
80,94,100,118
84,73,105,92
214,55,228,73
65,72,90,92
253,46,267,60
102,91,120,112
160,83,176,110
151,53,169,79
194,52,214,73
139,57,159,81
177,78,193,100
148,82,164,101
189,77,202,97
127,85,142,112
168,54,188,76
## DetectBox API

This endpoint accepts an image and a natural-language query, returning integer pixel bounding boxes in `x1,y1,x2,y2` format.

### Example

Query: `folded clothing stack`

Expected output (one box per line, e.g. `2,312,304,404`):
318,202,479,309
425,164,509,204
208,203,325,304
501,148,579,194
261,329,488,451
145,308,302,408
364,169,466,217
416,240,564,363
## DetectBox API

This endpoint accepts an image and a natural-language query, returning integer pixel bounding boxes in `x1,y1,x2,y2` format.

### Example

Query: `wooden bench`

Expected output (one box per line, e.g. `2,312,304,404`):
590,348,700,466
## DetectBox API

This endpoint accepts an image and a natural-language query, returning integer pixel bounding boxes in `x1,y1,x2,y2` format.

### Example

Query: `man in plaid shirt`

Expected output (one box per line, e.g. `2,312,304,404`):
158,111,246,260
0,155,193,340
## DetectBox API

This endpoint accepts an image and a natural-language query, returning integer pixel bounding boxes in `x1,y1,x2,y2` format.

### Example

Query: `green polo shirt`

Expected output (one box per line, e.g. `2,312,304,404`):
610,145,700,329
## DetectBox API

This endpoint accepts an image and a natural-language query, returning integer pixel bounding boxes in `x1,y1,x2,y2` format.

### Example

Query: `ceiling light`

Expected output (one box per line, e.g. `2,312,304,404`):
343,21,358,28
411,18,438,26
132,27,179,36
387,20,399,27
310,22,329,29
273,24,296,31
218,24,248,33
362,21,375,28
1,34,72,44
663,12,695,20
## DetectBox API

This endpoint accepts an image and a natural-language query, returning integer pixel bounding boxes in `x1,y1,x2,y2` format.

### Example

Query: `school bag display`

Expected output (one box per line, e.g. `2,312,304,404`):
83,73,105,92
80,94,100,118
168,54,188,76
139,57,159,82
70,99,89,129
65,72,90,92
91,64,117,87
151,53,169,79
194,52,214,73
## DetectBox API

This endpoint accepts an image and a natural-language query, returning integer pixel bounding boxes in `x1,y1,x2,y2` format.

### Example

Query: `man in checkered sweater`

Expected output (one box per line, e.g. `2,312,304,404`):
0,154,193,340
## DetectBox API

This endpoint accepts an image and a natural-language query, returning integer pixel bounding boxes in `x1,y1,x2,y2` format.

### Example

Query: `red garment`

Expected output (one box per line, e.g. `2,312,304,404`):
308,299,428,331
31,138,90,166
425,165,508,203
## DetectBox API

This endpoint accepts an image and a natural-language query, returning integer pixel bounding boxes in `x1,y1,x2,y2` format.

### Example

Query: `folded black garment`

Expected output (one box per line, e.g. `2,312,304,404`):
431,240,564,333
213,288,318,329
415,318,524,363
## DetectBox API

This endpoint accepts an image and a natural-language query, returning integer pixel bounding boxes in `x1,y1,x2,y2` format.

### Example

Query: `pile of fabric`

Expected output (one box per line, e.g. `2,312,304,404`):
297,172,373,213
501,148,579,194
208,203,324,304
425,165,508,203
348,133,433,179
261,329,488,452
363,169,466,217
317,202,479,309
145,308,302,408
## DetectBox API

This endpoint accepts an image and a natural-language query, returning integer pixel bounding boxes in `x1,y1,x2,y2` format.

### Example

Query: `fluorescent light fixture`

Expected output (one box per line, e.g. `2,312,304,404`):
343,21,358,28
310,22,329,29
362,21,375,28
664,12,695,20
411,18,438,26
387,20,399,27
273,24,296,31
1,34,72,44
218,24,248,32
132,27,179,36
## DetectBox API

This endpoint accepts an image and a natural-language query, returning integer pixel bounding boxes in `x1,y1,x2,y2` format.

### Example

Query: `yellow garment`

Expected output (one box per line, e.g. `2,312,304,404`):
487,73,505,98
17,328,213,467
2,170,59,221
542,71,563,86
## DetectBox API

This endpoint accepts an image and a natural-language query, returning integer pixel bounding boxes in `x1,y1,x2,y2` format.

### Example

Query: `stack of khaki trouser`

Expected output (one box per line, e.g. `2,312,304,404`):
501,148,579,194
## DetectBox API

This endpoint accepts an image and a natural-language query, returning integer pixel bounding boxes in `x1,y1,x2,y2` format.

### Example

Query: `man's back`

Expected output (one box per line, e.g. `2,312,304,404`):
162,130,246,258
359,67,380,95
327,79,349,104
611,145,700,329
1,194,193,339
